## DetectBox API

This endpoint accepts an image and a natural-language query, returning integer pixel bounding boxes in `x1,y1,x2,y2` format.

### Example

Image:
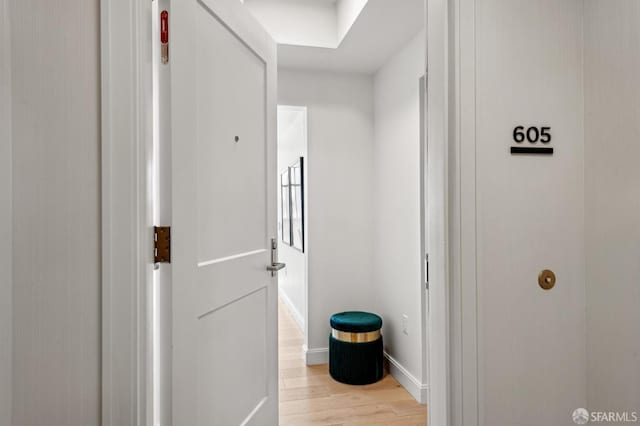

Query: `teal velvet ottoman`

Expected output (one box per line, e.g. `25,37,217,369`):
329,311,384,385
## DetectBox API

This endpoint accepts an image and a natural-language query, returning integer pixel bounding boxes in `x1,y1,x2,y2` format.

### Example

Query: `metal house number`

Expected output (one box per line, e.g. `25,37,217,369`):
510,125,554,155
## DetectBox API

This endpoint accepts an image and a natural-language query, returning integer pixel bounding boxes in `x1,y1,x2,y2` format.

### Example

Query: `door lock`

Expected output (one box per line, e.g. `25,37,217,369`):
538,269,556,290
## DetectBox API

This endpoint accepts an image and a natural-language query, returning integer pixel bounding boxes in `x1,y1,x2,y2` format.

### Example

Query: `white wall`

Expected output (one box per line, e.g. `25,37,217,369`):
462,0,587,423
0,0,12,423
278,69,375,360
372,30,426,389
9,0,101,424
584,0,640,413
277,106,308,330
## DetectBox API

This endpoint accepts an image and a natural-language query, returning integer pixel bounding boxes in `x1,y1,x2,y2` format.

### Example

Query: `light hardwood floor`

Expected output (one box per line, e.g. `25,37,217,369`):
278,299,428,425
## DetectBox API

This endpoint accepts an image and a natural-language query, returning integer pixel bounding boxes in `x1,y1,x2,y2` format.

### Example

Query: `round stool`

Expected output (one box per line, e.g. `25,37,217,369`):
329,311,384,385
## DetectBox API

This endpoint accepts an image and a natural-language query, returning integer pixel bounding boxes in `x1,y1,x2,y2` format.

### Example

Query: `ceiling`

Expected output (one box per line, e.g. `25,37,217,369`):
246,0,424,74
300,0,337,3
279,0,337,3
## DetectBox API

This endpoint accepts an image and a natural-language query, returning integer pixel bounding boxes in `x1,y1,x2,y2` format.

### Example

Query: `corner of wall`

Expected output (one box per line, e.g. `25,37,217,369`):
385,352,429,404
303,346,328,366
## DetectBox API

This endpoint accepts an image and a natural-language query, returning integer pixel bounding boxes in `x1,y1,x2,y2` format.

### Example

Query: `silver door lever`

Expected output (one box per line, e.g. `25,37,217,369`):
267,238,286,276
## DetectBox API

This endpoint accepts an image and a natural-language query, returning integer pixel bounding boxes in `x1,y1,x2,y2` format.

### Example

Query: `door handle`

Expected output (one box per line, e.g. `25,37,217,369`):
267,238,286,276
267,263,286,273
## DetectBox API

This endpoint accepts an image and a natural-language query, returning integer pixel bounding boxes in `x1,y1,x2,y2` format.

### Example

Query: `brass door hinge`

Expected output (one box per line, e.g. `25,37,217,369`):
154,226,171,263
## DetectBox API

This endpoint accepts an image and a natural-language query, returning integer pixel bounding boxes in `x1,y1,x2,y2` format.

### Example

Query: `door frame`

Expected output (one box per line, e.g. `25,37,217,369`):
452,0,481,423
0,0,12,423
100,0,154,425
100,0,477,425
426,0,479,424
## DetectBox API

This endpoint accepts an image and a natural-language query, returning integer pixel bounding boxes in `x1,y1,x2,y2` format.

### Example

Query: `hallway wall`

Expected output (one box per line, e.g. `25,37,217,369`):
278,68,375,361
584,0,640,413
372,30,427,395
9,0,101,424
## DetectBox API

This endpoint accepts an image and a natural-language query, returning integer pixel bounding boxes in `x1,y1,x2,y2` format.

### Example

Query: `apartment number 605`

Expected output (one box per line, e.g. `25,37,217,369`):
513,126,552,144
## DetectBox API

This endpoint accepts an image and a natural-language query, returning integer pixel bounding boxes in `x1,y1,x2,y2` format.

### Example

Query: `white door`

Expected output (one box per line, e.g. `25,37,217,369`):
169,0,278,424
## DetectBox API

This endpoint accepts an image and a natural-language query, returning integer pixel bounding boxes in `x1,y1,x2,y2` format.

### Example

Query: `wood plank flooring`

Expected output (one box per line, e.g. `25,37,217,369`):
278,299,428,425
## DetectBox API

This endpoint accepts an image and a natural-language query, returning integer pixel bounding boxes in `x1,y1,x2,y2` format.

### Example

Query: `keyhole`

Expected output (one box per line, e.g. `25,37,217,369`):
234,136,239,143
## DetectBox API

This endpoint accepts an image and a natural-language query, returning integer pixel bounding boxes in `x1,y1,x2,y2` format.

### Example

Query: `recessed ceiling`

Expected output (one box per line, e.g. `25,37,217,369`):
244,0,369,49
300,0,337,3
244,0,424,74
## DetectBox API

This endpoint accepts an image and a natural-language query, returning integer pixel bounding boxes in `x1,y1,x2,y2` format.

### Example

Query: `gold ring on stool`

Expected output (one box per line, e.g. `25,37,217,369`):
331,328,381,343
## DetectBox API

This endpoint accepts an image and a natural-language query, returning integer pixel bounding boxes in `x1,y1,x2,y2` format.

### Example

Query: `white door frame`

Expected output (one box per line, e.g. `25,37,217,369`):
453,0,481,423
100,0,154,425
0,0,13,423
424,0,451,423
426,0,479,425
100,0,477,425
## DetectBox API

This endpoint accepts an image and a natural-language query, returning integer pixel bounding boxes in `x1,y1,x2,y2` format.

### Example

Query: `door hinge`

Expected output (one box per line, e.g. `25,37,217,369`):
154,226,171,264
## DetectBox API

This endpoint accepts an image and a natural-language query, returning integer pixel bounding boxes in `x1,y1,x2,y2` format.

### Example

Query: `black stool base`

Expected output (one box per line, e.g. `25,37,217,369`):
329,335,384,385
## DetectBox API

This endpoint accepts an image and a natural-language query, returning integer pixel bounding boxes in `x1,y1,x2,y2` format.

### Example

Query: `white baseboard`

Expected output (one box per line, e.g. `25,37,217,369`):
384,351,429,404
278,291,304,332
303,346,328,365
